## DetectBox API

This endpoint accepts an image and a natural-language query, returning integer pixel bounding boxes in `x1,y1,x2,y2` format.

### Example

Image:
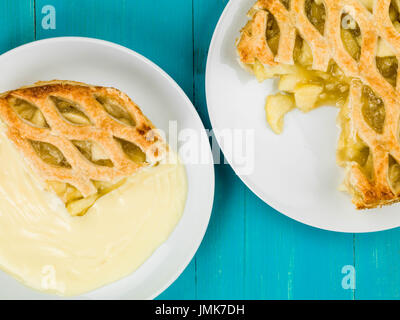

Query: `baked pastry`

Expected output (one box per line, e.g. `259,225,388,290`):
236,0,400,209
0,81,166,216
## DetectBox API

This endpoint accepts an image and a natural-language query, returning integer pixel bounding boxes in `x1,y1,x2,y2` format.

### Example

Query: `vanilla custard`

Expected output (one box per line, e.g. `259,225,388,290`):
0,129,187,296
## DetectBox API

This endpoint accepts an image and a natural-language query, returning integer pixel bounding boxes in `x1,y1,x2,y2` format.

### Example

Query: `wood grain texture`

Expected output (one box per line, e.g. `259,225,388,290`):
35,0,194,98
0,0,34,53
355,230,400,299
0,0,397,300
193,0,248,299
244,190,355,299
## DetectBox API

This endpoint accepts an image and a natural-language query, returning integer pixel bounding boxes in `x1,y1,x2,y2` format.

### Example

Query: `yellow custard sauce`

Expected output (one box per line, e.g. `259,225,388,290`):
0,130,187,296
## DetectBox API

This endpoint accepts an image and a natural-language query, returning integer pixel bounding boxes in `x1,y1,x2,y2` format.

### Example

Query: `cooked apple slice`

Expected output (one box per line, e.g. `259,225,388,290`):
265,93,295,134
294,84,323,112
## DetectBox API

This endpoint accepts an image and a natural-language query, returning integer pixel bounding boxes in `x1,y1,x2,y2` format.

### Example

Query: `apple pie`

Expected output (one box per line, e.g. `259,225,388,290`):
0,80,166,216
237,0,400,209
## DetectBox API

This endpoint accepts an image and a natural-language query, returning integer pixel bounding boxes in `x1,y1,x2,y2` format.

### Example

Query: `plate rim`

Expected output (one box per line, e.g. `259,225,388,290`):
0,36,215,298
205,0,400,234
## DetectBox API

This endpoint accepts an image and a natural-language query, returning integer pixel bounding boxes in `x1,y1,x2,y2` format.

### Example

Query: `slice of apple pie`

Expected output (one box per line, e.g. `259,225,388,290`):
0,80,166,216
237,0,400,209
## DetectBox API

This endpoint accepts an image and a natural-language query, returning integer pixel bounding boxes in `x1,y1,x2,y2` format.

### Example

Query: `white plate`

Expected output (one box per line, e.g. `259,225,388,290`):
0,37,214,299
206,0,400,233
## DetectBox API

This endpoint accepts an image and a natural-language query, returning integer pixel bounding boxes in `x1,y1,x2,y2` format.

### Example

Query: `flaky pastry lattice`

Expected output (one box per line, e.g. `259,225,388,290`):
0,80,166,215
237,0,400,209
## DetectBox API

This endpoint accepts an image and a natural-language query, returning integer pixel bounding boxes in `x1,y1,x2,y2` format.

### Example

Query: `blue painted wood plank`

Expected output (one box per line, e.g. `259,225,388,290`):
196,165,246,299
34,0,195,299
0,0,35,53
35,0,194,98
244,190,354,299
193,1,247,299
193,0,247,299
193,0,228,127
355,229,400,299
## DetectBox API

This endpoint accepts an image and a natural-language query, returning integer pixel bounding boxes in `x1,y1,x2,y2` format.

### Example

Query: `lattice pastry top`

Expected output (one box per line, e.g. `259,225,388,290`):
237,0,400,209
237,0,400,99
0,80,167,214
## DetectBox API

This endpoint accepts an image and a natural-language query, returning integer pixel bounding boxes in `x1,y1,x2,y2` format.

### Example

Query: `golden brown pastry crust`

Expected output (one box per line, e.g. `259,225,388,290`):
237,0,400,209
0,80,166,197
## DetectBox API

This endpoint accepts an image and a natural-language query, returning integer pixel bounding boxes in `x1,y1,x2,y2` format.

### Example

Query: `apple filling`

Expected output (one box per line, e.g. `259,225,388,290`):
8,96,147,216
245,0,398,136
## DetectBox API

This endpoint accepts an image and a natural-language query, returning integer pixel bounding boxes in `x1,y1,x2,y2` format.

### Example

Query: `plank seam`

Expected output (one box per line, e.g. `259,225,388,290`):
243,187,247,298
353,233,356,300
192,0,198,300
33,0,36,40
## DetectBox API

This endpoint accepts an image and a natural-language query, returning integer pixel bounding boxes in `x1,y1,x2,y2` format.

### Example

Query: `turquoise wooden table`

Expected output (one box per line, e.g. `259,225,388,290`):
0,0,399,300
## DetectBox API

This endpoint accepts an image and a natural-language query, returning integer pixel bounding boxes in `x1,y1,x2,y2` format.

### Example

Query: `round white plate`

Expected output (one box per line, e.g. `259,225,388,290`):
0,37,214,299
206,0,400,233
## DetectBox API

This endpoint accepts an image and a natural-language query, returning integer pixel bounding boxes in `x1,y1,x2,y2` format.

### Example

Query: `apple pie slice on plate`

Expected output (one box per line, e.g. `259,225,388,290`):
236,0,400,209
0,80,166,216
